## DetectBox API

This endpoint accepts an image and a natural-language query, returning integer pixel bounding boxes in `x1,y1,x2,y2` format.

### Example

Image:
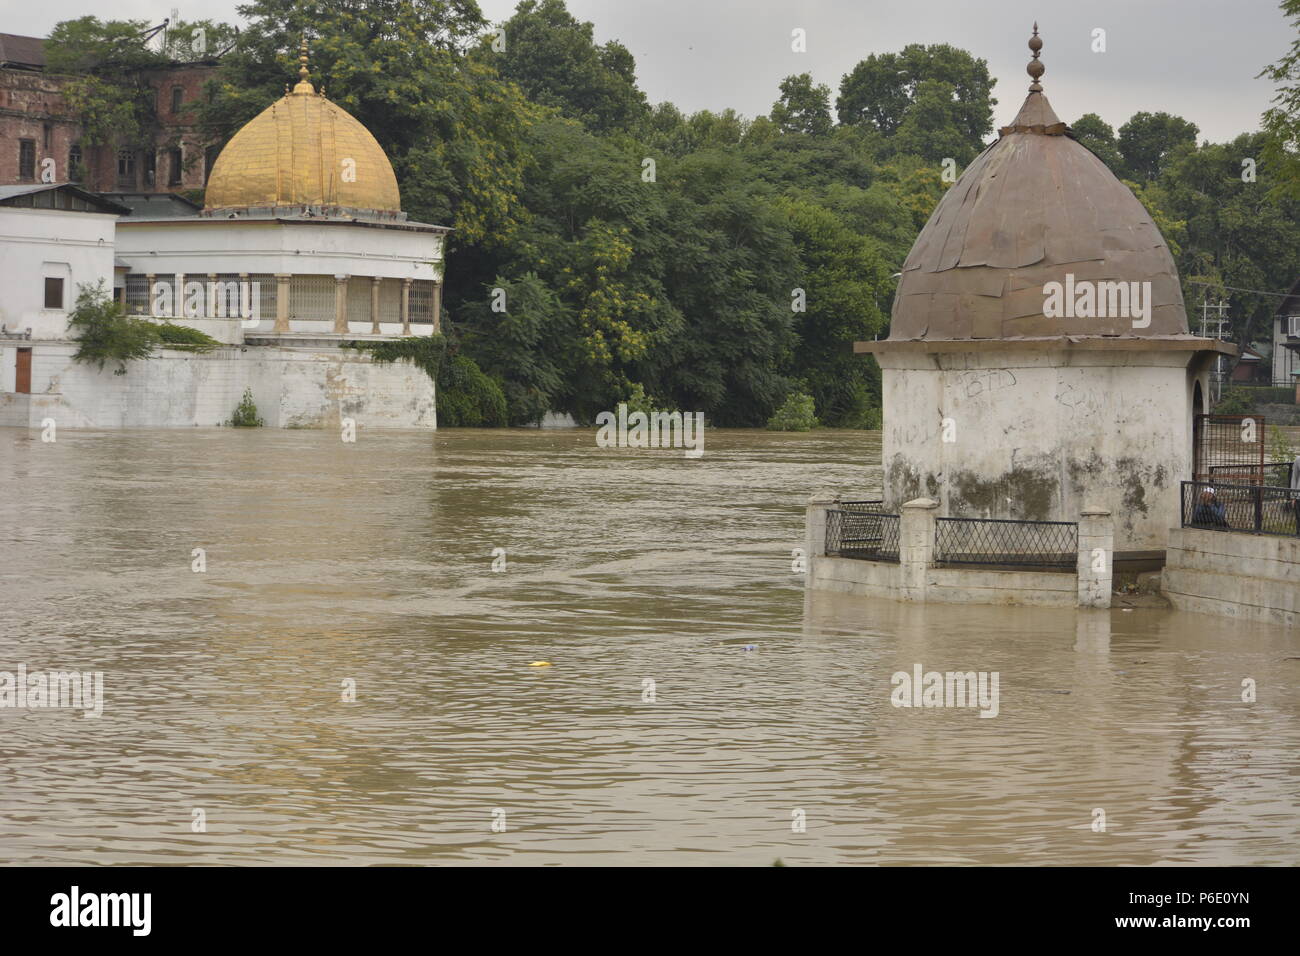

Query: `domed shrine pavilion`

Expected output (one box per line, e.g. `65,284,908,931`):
856,27,1235,557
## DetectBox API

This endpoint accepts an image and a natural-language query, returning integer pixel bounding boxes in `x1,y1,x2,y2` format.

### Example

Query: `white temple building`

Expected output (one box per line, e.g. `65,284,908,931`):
0,46,444,429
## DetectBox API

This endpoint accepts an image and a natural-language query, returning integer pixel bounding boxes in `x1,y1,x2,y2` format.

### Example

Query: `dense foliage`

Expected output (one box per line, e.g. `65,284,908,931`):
51,0,1300,419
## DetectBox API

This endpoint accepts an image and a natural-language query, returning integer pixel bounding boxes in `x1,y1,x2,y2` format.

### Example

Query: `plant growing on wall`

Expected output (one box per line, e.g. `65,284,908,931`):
227,388,264,427
156,322,220,352
67,280,160,375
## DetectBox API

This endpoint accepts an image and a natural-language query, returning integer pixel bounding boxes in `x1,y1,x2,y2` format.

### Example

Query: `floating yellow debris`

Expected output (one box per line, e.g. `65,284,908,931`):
528,661,553,667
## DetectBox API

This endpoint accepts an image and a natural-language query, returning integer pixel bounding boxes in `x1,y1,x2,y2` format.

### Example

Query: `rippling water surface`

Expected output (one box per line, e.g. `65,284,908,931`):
0,427,1296,865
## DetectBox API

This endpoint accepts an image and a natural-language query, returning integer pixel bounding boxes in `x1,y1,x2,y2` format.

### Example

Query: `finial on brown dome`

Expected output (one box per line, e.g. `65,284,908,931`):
1027,22,1044,92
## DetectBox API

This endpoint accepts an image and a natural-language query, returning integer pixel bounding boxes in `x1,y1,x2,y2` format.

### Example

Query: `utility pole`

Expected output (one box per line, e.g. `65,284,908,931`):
1200,299,1230,403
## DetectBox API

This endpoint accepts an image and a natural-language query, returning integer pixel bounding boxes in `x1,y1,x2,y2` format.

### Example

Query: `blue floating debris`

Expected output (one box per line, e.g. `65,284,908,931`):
741,644,757,651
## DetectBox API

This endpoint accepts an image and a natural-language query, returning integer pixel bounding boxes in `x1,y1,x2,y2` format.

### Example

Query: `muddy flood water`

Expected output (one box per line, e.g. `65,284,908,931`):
0,427,1296,865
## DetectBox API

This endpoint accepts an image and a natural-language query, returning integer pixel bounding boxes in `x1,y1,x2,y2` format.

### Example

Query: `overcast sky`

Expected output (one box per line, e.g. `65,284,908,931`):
5,0,1292,143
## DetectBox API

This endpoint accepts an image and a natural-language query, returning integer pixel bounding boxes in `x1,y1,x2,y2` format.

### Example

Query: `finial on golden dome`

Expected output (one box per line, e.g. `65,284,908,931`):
1027,23,1044,92
292,35,315,94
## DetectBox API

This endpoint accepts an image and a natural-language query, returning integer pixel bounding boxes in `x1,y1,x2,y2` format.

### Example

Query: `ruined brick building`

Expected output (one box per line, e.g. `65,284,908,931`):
0,30,220,198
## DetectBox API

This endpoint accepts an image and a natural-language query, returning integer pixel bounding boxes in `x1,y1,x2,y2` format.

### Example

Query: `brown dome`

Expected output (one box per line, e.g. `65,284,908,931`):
888,86,1188,341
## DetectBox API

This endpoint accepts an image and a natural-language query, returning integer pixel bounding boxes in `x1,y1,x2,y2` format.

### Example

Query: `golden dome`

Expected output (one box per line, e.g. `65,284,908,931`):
203,47,400,215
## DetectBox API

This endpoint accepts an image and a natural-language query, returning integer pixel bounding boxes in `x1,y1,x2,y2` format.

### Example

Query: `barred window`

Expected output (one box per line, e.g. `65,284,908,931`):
288,275,334,322
243,274,277,323
125,274,152,315
380,278,401,322
409,280,435,324
347,276,371,325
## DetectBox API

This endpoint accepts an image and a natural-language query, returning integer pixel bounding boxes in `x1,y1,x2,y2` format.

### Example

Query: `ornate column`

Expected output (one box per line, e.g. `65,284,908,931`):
432,281,442,335
401,278,412,336
370,276,382,334
275,273,291,332
334,275,349,334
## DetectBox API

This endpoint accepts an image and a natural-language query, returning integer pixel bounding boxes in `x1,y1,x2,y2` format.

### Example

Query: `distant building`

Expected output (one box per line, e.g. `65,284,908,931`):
0,45,444,430
1271,278,1300,386
0,29,219,196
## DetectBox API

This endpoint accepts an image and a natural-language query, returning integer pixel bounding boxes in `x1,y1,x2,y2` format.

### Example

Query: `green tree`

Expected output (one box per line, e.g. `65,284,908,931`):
889,79,981,164
1071,112,1123,172
46,17,167,147
781,198,890,426
770,73,833,136
67,280,160,375
1117,111,1199,181
491,0,647,133
1157,132,1300,355
1259,0,1300,199
837,44,995,151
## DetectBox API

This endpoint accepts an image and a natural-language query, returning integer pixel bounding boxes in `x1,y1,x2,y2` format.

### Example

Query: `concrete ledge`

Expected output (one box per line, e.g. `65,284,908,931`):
1163,525,1300,625
1163,569,1298,628
811,556,1077,606
926,567,1076,607
811,555,902,598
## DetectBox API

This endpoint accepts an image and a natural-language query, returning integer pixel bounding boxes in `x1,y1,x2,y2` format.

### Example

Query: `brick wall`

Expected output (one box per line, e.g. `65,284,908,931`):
0,61,220,194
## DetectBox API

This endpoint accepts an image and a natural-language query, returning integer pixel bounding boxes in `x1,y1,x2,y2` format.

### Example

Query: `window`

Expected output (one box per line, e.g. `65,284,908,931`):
171,86,184,114
42,123,52,151
116,149,137,188
68,143,83,182
204,144,220,184
143,150,156,187
167,147,183,186
18,139,36,180
44,277,64,310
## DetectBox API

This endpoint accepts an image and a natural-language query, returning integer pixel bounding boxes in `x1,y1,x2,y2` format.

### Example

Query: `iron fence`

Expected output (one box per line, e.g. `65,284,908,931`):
1194,414,1265,482
934,516,1077,571
1181,479,1300,537
825,504,900,562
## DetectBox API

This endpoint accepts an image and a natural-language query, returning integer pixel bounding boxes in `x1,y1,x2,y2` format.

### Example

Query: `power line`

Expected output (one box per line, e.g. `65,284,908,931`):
1186,279,1296,299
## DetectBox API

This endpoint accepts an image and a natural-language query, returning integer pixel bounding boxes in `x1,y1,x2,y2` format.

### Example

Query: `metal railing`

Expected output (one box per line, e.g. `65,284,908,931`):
1207,462,1294,487
1194,414,1265,482
934,516,1078,571
1181,479,1300,537
825,501,900,562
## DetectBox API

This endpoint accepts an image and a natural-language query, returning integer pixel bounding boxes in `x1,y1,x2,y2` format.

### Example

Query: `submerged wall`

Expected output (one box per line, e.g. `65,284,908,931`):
1163,527,1300,628
0,342,435,429
877,348,1209,553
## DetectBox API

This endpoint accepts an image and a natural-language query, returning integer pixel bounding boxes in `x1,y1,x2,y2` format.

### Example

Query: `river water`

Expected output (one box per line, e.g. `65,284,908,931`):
0,427,1296,865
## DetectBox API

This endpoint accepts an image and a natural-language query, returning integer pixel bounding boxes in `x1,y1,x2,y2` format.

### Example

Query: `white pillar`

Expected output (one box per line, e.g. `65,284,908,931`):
1077,507,1114,608
804,490,839,590
899,497,939,602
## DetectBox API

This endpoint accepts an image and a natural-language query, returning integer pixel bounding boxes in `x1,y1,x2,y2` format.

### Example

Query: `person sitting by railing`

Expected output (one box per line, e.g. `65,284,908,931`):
1192,487,1229,527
